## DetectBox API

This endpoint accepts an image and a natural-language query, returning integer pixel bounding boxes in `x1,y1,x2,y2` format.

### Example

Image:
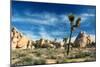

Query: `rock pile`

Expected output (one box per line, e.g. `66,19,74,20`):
11,27,33,49
74,31,93,48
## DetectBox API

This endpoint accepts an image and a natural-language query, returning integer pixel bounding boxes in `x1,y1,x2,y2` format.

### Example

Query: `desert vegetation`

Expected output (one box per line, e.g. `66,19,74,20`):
11,47,96,66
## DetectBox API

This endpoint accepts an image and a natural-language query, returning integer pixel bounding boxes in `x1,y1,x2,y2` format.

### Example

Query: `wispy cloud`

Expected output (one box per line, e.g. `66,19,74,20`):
19,30,39,40
80,13,95,17
39,27,54,40
12,12,69,26
79,13,95,23
12,10,96,26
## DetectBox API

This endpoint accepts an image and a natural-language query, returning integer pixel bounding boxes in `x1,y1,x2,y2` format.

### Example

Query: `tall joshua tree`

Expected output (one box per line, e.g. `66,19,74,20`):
67,14,81,55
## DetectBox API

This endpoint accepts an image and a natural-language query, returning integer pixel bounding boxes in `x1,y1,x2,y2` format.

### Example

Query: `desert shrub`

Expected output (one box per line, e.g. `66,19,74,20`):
56,59,64,64
66,51,93,59
13,56,46,65
18,53,26,58
89,52,96,58
13,60,24,66
63,59,70,63
84,58,96,62
12,50,27,60
22,57,33,63
14,57,34,65
47,54,57,59
33,58,46,65
72,52,91,58
36,52,41,56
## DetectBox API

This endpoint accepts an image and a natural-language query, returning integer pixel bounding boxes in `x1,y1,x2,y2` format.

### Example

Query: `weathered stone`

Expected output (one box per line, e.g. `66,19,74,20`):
74,31,93,48
11,27,33,49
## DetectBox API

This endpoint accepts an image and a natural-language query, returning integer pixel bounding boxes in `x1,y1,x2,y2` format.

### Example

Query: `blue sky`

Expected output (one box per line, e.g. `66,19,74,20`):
11,1,96,41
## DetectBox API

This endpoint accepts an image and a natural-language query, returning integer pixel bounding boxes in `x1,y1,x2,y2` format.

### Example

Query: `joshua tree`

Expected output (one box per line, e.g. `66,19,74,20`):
67,14,81,55
63,37,68,43
63,37,68,49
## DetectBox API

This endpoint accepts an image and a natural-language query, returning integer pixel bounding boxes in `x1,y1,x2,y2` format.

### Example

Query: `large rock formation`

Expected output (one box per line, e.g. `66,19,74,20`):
74,31,93,48
11,28,55,49
34,38,55,48
11,27,34,49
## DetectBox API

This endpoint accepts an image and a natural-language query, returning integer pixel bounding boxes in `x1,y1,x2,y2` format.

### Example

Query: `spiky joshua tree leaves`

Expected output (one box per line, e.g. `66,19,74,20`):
67,14,81,55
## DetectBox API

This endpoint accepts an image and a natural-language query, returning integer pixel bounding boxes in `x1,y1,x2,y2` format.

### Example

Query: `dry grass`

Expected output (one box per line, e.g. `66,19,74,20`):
11,48,96,66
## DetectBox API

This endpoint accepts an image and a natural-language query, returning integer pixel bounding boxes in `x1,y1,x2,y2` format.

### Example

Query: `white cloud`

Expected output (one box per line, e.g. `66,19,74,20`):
12,12,69,26
51,30,67,36
20,30,35,40
77,13,95,23
39,27,54,40
59,15,69,22
80,13,95,17
89,34,96,42
19,27,65,41
12,17,51,25
71,36,77,43
26,34,40,41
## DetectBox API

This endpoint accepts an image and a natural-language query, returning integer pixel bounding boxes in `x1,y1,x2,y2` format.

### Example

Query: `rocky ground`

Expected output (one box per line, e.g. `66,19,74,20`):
11,47,96,66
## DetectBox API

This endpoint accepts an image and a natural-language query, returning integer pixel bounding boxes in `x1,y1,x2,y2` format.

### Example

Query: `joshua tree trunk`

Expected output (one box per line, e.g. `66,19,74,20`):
67,14,81,55
67,27,72,55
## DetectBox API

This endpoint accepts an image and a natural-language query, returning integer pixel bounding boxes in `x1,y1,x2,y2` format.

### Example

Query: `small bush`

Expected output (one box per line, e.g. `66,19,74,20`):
56,59,63,64
33,58,46,65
